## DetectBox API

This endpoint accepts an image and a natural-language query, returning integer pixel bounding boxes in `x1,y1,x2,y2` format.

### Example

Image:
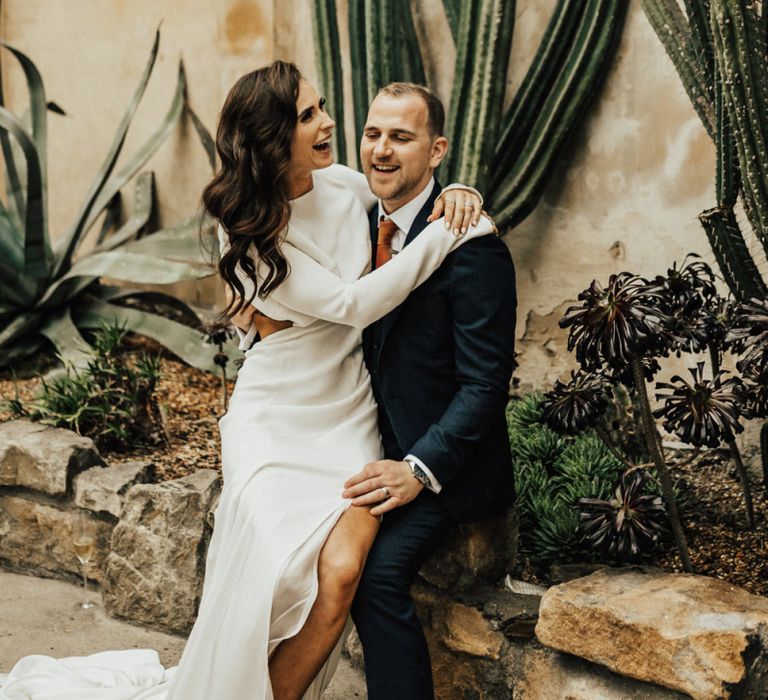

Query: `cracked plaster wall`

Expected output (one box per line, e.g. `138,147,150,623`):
2,2,724,388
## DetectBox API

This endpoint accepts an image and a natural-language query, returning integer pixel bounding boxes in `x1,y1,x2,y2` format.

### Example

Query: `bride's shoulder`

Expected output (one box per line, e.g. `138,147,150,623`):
317,164,374,208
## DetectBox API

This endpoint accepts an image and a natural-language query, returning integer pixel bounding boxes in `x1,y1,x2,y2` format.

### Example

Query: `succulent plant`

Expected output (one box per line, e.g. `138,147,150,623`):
579,468,667,561
727,297,768,375
654,362,746,448
559,273,670,372
642,0,768,302
0,34,232,374
541,370,611,436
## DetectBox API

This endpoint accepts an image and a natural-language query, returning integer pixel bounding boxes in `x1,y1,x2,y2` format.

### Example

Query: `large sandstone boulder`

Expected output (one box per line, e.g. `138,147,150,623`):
536,567,768,699
103,469,221,633
74,460,153,518
0,494,113,582
0,420,104,496
515,646,690,700
419,505,519,591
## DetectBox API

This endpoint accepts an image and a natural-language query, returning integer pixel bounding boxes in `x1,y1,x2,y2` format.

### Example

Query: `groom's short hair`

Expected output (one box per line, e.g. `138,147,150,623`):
378,82,445,138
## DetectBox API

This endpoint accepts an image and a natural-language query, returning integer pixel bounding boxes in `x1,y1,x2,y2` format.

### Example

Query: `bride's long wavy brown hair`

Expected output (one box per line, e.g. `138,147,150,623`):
203,61,301,315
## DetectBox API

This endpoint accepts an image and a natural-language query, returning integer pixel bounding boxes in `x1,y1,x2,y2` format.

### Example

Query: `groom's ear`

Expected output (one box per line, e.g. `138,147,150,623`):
429,136,448,169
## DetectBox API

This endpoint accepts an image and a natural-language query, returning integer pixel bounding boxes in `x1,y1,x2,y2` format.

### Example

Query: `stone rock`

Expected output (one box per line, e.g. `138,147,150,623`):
74,460,153,518
548,561,612,584
0,420,104,496
478,587,541,639
515,645,690,700
536,567,768,700
419,505,519,592
343,626,364,671
0,494,113,582
443,601,505,659
103,469,221,634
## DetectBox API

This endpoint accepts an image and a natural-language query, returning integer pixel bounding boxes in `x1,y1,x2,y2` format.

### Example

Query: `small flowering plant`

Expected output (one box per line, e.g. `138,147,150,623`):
543,255,762,571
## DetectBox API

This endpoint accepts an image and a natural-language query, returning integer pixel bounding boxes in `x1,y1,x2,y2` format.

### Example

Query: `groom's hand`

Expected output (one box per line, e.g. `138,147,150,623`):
343,459,424,516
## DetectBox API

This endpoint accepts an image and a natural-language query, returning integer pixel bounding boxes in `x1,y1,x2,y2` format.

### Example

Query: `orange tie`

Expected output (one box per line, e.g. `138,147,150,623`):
376,217,398,269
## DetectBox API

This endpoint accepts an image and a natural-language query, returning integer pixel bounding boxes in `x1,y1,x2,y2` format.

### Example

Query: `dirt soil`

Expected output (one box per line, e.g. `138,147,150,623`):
2,345,766,596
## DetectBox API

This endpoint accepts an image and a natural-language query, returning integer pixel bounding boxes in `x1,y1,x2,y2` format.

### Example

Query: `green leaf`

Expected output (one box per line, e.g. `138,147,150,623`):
55,250,212,286
95,171,154,251
74,299,239,374
0,43,26,233
119,215,210,264
39,307,93,371
95,191,123,246
1,42,51,238
79,61,186,243
184,100,216,172
0,310,41,349
53,30,161,276
0,105,47,277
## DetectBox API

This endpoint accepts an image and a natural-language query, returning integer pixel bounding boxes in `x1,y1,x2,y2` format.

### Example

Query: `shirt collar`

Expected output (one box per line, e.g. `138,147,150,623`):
377,176,435,234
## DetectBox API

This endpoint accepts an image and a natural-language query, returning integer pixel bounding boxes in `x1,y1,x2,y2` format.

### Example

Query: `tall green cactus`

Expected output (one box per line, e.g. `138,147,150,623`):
312,0,627,232
642,0,768,301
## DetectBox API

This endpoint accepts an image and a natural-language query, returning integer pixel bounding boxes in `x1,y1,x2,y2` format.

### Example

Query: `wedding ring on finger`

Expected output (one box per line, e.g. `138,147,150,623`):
380,486,390,500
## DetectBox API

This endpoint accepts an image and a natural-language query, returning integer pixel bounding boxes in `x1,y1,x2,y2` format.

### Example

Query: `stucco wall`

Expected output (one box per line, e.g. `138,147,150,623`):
2,1,719,387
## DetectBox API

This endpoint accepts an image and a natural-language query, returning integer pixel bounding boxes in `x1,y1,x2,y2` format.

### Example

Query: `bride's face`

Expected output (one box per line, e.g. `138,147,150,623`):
288,80,335,181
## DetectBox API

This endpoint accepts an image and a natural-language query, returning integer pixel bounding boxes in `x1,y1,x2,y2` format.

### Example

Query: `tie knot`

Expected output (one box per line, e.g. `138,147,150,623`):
378,217,398,245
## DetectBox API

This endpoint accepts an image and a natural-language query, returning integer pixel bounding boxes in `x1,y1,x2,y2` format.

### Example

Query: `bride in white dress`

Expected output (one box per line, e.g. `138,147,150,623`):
0,61,491,700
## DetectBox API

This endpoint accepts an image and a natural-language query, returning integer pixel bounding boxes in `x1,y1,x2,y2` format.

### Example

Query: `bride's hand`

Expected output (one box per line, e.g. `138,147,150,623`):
427,188,483,235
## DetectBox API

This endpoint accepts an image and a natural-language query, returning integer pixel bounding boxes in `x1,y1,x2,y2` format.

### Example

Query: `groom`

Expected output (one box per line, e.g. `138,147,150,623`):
342,83,517,699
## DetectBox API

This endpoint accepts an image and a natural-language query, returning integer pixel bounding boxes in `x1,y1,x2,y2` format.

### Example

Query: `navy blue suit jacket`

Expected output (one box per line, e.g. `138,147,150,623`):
363,182,517,523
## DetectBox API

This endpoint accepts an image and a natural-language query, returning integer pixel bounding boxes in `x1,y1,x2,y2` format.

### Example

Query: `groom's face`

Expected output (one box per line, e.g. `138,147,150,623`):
361,93,448,213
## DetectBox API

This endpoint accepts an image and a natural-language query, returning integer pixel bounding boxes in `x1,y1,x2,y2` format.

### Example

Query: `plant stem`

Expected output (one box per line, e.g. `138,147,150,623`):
727,437,756,529
594,423,635,469
710,342,755,528
762,422,768,497
631,357,693,572
677,446,701,469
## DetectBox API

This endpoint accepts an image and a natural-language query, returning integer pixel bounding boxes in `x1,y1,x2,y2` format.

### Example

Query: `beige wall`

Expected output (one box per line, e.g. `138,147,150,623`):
2,1,721,387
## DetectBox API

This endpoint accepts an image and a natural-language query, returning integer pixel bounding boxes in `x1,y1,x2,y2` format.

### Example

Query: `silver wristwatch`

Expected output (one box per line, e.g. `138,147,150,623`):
406,458,431,489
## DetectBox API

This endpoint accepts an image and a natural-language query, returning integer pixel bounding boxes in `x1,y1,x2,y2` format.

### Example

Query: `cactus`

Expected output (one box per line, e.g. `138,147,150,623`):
312,0,627,230
642,0,768,301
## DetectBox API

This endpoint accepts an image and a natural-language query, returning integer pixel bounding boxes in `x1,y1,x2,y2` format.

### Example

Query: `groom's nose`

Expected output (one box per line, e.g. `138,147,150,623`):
373,138,392,158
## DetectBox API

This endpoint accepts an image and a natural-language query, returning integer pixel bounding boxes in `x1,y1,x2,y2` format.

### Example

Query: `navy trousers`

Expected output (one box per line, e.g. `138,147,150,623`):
351,492,455,700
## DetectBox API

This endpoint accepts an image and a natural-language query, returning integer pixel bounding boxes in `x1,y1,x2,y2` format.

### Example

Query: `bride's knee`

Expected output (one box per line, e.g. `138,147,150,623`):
318,549,365,601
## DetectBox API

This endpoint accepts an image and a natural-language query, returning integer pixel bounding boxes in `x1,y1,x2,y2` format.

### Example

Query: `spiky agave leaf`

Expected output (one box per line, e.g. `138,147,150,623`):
578,468,667,560
560,273,670,372
654,362,746,448
541,370,611,435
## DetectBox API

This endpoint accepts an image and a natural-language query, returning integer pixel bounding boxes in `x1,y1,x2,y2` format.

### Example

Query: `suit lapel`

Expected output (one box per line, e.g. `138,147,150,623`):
378,180,442,351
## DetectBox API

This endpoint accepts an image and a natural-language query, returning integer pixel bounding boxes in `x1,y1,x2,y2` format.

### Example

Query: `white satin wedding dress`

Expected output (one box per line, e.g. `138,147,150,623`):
0,165,491,699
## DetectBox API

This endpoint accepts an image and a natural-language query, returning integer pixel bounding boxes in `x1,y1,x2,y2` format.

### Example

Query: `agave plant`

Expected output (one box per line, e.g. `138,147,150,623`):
312,0,628,231
0,33,232,374
579,469,667,561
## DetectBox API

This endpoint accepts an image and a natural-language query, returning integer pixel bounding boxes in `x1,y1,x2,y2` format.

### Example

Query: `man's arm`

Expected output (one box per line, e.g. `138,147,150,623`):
343,236,516,514
407,235,517,483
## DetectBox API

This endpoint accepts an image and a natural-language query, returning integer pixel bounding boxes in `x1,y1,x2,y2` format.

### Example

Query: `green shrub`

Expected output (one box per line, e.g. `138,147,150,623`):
7,323,164,451
507,395,625,565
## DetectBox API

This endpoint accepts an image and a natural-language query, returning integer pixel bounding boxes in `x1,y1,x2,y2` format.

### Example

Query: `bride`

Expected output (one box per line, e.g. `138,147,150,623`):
0,61,492,699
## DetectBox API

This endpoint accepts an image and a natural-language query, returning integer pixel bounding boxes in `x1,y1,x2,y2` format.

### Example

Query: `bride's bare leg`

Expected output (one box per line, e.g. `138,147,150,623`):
269,504,380,700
